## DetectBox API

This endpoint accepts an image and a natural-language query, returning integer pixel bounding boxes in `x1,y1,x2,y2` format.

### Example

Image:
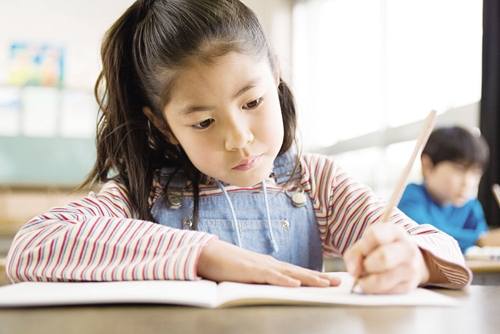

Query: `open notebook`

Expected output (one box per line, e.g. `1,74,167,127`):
465,246,500,261
0,272,458,308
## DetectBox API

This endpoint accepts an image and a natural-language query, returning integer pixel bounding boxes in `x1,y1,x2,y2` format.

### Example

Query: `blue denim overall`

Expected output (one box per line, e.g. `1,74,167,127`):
151,152,323,271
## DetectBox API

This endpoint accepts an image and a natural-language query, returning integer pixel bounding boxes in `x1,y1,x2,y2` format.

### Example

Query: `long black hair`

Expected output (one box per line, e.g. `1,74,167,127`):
81,0,299,224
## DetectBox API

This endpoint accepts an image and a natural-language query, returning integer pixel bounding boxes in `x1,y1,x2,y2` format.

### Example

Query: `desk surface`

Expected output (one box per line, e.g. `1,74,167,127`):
466,259,500,272
0,286,499,334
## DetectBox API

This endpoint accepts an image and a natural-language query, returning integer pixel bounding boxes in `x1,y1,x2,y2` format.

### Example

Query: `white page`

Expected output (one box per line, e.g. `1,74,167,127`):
465,246,500,261
0,273,459,308
0,279,218,308
216,272,459,307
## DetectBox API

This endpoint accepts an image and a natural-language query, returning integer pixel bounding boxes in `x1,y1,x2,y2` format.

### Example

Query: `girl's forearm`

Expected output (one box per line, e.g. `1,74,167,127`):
6,214,216,283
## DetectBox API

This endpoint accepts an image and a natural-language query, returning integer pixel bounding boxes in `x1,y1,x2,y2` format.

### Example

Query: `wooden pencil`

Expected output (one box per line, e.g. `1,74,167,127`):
351,109,437,293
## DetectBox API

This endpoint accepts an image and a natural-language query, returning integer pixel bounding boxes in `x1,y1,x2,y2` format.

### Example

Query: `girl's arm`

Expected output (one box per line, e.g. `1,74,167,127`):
302,154,472,293
7,180,339,287
6,181,217,283
197,239,341,287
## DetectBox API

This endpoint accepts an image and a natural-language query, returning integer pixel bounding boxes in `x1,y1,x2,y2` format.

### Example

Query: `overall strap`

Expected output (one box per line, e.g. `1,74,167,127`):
272,151,300,185
158,166,187,188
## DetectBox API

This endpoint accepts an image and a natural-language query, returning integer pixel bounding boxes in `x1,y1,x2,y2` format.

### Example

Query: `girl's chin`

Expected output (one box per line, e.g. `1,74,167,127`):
226,172,271,187
230,177,267,187
225,166,274,187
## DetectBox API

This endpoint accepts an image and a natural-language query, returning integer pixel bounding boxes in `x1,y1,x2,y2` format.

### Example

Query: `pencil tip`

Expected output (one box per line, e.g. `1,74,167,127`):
350,278,358,294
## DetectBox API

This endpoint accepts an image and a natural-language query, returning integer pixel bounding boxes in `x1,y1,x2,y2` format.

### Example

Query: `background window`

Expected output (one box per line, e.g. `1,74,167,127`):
292,0,483,198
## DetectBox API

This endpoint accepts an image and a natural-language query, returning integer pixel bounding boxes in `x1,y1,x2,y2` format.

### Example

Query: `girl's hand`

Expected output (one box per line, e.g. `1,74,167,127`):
197,239,341,287
343,223,430,294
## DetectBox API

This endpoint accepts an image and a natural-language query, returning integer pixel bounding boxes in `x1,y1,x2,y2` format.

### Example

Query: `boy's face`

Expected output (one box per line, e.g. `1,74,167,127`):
161,52,284,187
423,156,483,207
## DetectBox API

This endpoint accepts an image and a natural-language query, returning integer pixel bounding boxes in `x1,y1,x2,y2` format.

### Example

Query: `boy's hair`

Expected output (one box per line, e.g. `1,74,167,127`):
81,0,298,222
422,126,490,171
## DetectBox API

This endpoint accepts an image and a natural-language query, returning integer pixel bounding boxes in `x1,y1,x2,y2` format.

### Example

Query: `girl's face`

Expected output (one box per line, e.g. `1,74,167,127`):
163,52,284,187
423,157,483,207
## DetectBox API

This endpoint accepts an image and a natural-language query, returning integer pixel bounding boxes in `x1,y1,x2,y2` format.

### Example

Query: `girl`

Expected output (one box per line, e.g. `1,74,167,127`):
6,0,470,294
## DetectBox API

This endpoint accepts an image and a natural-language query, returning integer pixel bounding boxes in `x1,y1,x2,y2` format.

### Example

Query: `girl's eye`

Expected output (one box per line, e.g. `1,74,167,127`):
243,98,263,109
193,119,214,129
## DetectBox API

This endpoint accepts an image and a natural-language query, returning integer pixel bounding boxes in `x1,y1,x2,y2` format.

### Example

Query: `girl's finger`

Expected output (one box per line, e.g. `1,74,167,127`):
279,265,341,287
258,268,302,287
362,239,420,274
354,223,409,258
344,224,413,279
343,250,363,278
356,262,420,294
343,226,391,276
238,256,340,287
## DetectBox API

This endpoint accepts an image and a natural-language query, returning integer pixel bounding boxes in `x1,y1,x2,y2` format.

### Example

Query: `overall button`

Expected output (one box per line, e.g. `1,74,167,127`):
183,219,193,228
168,195,182,209
282,220,290,229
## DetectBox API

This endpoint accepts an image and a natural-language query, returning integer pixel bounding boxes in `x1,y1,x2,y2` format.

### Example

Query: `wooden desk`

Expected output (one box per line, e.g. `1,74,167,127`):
0,258,8,287
466,260,500,285
466,259,500,273
0,286,499,334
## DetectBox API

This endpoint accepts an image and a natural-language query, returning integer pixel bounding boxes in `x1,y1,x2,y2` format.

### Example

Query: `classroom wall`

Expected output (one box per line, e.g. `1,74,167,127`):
0,0,136,188
242,0,294,81
0,0,293,89
0,0,136,89
0,0,294,251
0,0,294,187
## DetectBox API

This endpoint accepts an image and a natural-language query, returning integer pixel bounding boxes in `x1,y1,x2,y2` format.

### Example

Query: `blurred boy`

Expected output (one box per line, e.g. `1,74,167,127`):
398,126,500,253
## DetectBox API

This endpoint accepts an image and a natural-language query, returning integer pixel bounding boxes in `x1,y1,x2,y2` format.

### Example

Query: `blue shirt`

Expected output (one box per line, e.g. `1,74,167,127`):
398,183,488,253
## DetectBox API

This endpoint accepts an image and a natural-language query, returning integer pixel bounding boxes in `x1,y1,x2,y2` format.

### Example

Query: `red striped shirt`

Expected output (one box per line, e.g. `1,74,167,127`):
5,153,471,287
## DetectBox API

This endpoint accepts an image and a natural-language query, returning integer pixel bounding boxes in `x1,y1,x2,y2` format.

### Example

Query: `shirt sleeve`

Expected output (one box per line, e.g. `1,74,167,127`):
6,181,217,283
301,154,471,289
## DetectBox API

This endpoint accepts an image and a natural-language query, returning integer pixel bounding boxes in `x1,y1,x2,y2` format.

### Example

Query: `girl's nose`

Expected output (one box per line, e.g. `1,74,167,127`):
224,117,254,151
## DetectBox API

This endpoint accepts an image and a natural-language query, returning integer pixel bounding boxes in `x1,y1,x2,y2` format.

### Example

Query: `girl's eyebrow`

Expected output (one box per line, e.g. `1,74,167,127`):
177,78,260,116
232,78,259,99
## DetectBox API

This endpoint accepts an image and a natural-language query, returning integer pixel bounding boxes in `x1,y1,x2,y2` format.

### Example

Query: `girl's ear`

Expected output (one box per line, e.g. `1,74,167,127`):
142,107,179,145
421,154,434,178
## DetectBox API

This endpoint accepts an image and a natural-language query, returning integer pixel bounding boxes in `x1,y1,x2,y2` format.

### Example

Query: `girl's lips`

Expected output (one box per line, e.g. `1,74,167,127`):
233,155,261,171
